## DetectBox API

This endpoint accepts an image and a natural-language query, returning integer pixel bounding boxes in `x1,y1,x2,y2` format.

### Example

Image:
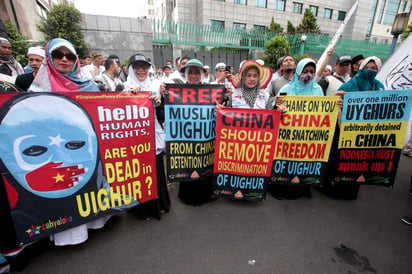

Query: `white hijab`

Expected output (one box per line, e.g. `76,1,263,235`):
124,65,164,154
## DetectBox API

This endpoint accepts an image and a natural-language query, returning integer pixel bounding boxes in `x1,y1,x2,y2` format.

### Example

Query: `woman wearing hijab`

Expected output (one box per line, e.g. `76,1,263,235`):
180,58,205,85
216,60,277,202
125,53,170,219
218,59,273,109
28,38,99,92
339,56,384,93
271,58,323,200
27,38,109,246
278,58,324,96
320,56,385,200
172,58,218,206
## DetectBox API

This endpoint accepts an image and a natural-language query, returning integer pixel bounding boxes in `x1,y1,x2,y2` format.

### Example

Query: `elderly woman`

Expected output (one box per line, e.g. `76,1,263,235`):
124,53,170,219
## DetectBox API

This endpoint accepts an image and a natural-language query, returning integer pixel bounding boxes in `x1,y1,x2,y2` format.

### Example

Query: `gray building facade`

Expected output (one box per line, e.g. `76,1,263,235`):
155,0,412,43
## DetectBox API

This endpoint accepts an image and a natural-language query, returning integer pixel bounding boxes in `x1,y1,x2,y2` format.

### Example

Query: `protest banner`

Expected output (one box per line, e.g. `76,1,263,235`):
335,90,412,186
270,96,339,185
164,84,225,182
0,92,157,246
213,108,281,201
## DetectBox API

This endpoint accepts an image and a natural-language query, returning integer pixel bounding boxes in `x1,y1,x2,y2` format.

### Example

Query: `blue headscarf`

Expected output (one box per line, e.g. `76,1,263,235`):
29,38,99,92
278,58,324,96
339,70,385,92
339,57,385,92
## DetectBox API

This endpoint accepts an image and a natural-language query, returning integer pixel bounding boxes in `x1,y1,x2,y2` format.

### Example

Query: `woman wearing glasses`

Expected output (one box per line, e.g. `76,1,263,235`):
28,38,99,92
27,38,105,247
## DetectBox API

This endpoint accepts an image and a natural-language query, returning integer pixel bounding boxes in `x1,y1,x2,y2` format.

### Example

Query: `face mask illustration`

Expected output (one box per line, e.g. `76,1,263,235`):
0,94,98,199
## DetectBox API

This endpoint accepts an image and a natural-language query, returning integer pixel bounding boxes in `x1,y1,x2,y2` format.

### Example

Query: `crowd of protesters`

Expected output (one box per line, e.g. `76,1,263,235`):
0,36,411,270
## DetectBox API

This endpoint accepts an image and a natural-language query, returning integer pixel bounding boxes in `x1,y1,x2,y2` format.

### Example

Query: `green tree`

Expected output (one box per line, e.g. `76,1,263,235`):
286,21,296,34
296,9,321,34
5,22,29,65
262,36,290,69
266,17,283,34
38,3,89,57
401,22,412,40
292,53,310,64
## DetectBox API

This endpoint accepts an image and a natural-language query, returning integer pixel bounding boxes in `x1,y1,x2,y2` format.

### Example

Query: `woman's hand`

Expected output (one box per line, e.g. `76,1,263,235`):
334,90,345,108
160,82,166,95
224,85,233,99
215,101,225,111
277,104,288,114
130,86,142,94
150,95,161,107
274,96,288,114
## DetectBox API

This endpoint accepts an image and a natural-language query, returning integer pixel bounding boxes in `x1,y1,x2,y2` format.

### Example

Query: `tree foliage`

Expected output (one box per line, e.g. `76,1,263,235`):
4,22,29,65
296,9,321,34
37,3,89,57
286,21,296,34
266,17,283,34
401,22,412,40
262,36,290,69
292,53,310,64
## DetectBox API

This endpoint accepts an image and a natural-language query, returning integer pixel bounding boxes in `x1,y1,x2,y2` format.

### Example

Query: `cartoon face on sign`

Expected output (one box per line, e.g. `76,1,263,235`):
0,94,98,198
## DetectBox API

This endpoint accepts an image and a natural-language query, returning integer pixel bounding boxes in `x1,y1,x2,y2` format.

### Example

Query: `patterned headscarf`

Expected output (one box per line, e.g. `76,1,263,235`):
29,38,98,92
240,64,260,107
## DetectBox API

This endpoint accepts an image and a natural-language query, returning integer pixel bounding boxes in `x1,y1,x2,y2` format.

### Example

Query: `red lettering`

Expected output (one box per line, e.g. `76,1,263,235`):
281,114,330,127
338,161,369,172
167,88,180,103
197,88,209,103
168,87,224,104
182,88,196,103
211,88,224,103
387,161,393,172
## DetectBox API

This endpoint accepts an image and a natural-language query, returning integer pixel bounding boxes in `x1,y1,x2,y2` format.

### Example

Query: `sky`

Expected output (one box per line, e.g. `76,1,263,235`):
73,0,147,18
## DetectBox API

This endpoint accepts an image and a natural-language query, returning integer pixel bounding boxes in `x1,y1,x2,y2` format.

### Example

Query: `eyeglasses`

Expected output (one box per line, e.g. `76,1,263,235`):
51,50,77,61
132,63,150,69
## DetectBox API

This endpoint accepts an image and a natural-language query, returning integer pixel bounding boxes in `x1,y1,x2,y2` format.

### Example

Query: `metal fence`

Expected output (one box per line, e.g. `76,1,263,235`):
152,19,393,60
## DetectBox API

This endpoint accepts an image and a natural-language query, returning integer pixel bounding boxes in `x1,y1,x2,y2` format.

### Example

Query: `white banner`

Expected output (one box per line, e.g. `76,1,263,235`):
376,35,412,90
376,35,412,145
